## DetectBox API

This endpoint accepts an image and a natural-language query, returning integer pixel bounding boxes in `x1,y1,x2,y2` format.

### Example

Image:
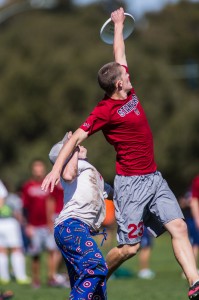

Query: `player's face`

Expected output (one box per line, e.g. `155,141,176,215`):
120,66,132,92
31,161,46,179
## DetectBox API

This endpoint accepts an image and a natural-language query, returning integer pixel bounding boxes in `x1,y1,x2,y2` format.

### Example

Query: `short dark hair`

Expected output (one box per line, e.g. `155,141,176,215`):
98,62,122,96
29,158,46,169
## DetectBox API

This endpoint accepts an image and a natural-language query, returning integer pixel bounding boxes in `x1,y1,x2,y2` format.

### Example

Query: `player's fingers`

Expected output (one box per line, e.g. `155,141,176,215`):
111,9,125,22
49,181,54,193
55,177,60,186
49,177,60,193
41,174,51,191
41,178,47,191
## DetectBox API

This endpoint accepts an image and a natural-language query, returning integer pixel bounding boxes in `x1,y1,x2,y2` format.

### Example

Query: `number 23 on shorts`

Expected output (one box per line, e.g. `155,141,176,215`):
128,221,144,239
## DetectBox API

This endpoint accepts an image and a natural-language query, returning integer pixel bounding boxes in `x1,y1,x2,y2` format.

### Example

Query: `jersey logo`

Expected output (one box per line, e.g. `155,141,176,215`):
82,122,90,128
117,95,140,117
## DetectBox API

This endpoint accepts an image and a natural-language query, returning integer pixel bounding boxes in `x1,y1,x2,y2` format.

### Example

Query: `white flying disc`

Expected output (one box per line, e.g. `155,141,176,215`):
100,13,135,45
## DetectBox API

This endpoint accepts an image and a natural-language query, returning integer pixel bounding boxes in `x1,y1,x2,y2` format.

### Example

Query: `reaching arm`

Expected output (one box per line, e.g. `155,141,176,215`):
111,7,127,66
41,128,88,192
62,147,79,182
62,143,88,182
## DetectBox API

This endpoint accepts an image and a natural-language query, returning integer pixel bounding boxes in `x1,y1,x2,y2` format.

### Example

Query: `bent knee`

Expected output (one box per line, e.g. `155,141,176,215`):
119,243,140,261
87,263,108,279
166,218,188,237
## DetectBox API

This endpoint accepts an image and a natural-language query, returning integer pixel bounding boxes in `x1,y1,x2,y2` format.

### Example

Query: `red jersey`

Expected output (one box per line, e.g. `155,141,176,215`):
51,183,64,214
191,175,199,199
21,179,51,226
80,68,157,176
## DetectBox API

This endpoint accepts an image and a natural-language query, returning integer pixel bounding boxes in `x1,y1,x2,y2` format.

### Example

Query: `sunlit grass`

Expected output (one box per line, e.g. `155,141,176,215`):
3,233,190,300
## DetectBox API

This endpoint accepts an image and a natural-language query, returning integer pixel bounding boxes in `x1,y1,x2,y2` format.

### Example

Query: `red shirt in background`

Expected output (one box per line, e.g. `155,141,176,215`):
191,175,199,200
51,183,64,214
21,180,51,226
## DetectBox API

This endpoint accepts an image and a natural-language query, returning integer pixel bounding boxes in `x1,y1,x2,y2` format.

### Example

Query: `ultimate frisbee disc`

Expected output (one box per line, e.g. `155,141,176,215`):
100,13,135,45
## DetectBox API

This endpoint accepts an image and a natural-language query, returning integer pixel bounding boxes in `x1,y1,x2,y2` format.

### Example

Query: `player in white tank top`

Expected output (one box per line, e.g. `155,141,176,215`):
51,132,113,299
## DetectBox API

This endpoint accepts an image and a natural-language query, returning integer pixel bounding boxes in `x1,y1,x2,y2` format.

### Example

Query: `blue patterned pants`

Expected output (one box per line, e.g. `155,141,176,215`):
54,218,108,300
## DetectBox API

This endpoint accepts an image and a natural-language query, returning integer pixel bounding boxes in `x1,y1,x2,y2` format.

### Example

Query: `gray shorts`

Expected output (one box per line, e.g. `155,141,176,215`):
113,171,184,245
28,226,57,256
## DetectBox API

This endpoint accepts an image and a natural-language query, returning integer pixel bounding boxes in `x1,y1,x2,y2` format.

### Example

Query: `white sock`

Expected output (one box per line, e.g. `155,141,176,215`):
0,252,10,281
10,251,28,280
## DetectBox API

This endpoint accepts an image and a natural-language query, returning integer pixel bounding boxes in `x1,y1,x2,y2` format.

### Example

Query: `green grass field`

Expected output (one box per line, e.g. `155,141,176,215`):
3,233,190,300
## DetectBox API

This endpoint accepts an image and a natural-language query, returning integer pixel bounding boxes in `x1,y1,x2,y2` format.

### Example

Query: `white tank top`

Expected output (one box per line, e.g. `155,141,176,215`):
54,159,112,231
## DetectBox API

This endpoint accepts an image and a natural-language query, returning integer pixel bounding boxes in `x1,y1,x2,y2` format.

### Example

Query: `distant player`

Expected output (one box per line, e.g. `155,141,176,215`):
0,180,30,285
21,159,59,288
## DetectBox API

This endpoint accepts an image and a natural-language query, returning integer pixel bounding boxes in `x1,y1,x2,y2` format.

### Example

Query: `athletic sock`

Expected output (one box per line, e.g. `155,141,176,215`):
0,253,10,281
10,251,28,280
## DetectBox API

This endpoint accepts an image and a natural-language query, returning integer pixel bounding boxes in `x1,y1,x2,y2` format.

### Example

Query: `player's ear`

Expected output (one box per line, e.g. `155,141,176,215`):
116,80,123,90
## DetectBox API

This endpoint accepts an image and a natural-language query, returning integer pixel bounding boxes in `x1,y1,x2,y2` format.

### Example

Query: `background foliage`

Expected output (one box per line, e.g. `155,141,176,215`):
0,1,199,195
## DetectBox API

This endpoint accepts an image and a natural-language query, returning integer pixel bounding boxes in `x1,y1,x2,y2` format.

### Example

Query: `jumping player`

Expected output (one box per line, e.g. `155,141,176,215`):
51,131,113,300
41,7,199,299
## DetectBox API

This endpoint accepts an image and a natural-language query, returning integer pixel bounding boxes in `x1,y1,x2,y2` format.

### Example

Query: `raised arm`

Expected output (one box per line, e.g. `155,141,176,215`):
62,144,87,182
62,147,79,182
111,7,127,66
41,128,88,192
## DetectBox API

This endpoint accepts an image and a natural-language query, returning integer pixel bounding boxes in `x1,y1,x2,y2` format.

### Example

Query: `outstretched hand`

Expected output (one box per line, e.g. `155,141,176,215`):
42,130,73,192
41,169,60,192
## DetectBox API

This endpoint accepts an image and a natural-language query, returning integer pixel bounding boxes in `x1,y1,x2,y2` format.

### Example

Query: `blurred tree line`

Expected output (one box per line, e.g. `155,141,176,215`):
0,0,198,195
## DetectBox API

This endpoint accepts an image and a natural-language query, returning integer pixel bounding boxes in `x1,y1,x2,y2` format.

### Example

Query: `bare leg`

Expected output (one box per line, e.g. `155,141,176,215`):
138,247,151,270
47,250,57,281
165,219,199,286
54,250,63,274
193,245,199,264
106,243,140,279
32,256,40,284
